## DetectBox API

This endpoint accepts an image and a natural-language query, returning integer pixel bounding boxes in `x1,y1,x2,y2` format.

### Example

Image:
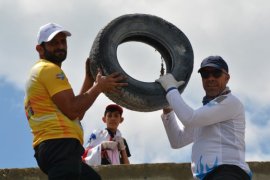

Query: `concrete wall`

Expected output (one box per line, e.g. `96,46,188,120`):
0,162,269,180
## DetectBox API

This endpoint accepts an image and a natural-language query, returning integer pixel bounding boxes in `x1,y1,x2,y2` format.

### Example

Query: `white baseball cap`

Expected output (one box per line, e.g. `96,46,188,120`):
37,23,71,45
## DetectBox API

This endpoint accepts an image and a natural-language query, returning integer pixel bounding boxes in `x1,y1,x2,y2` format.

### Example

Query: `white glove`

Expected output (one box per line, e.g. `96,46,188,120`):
155,73,185,92
101,141,118,150
114,136,126,151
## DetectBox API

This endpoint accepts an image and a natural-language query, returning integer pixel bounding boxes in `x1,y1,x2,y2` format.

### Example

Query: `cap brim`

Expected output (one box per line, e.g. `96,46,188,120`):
45,30,71,43
198,63,222,72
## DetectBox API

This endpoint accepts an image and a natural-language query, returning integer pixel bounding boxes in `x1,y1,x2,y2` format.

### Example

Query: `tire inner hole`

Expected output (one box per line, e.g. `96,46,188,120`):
117,42,166,83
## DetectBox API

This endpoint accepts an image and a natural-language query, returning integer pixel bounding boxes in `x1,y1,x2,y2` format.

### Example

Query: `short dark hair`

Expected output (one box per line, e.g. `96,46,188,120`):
104,104,123,116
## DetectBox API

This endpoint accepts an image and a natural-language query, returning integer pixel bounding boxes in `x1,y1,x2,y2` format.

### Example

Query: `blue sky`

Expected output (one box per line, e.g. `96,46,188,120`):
1,0,270,168
0,78,35,168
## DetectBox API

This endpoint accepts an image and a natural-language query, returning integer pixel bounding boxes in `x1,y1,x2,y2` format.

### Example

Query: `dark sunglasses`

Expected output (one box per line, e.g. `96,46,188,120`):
200,69,226,79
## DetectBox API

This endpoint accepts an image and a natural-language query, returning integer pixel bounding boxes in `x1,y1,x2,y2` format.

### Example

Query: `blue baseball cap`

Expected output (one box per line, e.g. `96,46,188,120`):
198,56,229,73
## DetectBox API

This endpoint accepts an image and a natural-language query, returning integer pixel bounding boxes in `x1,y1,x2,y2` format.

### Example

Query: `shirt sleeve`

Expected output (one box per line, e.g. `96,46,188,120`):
39,64,72,97
166,89,242,128
161,111,194,148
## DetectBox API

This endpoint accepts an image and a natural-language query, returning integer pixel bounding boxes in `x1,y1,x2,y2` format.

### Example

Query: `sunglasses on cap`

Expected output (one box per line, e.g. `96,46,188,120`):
200,69,227,79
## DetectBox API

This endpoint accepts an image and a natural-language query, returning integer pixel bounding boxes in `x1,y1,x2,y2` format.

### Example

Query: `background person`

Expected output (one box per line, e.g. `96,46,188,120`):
156,56,251,180
83,104,131,165
24,22,127,180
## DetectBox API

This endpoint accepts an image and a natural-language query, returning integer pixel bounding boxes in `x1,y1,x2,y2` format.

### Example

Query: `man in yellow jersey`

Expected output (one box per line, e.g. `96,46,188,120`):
24,23,127,180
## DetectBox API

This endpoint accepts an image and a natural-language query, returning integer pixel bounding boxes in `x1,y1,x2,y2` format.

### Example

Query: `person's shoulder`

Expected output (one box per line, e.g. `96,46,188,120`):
98,129,110,137
211,93,242,108
115,129,123,136
224,93,244,107
91,129,107,134
42,60,61,70
214,95,227,103
33,59,61,73
88,129,107,140
227,93,241,101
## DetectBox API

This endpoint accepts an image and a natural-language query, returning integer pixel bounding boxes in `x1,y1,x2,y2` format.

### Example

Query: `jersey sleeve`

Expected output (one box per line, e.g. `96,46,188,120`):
39,64,72,96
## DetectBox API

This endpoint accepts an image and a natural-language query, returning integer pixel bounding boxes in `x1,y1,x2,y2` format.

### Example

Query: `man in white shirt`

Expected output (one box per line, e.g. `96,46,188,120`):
156,56,251,180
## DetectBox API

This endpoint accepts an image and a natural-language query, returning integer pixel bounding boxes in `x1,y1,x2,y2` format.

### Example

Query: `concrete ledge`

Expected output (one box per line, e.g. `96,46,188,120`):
1,162,269,180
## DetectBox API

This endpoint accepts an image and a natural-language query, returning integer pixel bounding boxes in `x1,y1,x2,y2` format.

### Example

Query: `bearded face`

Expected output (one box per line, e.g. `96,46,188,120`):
42,44,67,64
39,32,68,65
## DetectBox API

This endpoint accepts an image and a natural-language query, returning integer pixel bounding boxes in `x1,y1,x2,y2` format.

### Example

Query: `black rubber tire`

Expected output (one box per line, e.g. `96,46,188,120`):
89,14,193,112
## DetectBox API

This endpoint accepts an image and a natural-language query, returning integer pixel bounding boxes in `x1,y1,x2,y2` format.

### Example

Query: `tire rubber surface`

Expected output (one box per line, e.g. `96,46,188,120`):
89,14,193,112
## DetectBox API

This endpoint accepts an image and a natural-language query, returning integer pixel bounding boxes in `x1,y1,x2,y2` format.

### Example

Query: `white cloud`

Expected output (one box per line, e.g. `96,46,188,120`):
245,111,270,161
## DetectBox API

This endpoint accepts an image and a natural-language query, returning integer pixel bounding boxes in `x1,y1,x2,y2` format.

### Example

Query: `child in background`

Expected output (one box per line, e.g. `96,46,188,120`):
83,104,131,165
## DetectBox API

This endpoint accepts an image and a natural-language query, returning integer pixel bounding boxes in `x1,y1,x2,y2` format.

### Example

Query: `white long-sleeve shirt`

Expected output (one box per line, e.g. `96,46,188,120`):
161,88,251,179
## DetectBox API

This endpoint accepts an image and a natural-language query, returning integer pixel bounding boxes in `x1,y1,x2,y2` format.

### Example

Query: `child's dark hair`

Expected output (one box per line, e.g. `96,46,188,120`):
104,104,123,116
